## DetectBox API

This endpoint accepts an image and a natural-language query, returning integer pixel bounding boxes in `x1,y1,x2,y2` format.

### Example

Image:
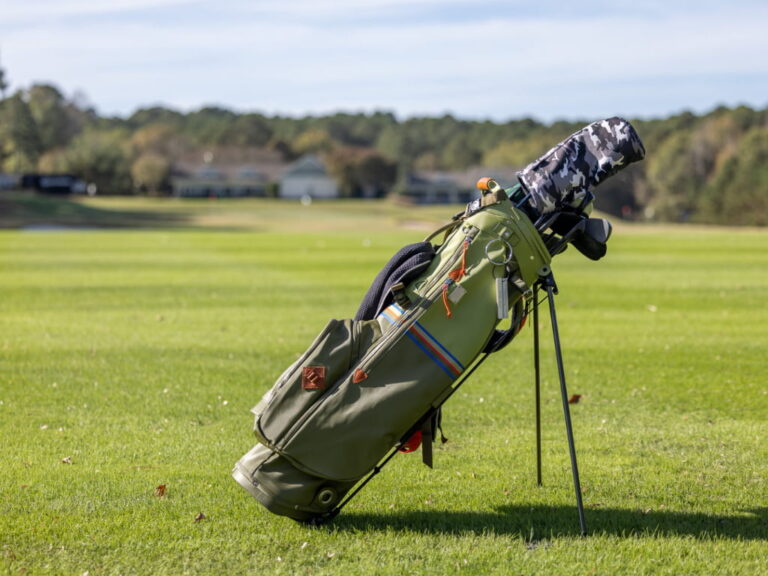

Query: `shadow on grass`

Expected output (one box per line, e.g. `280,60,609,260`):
334,505,768,541
0,192,190,229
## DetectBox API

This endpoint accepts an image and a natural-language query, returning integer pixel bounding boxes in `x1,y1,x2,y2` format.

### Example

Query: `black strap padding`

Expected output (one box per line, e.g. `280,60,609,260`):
354,241,436,321
420,420,433,468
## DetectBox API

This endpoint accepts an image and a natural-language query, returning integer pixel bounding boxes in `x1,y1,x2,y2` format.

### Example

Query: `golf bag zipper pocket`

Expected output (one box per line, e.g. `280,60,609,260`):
253,318,382,447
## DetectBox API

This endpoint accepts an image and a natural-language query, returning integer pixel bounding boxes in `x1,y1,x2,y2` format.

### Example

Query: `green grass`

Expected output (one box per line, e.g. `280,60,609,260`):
1,199,767,575
0,191,454,231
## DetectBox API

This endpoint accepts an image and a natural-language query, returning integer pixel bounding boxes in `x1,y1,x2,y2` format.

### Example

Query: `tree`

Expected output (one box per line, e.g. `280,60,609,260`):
375,123,425,192
0,92,42,172
292,129,334,155
440,132,481,169
182,106,238,145
0,62,8,99
37,149,70,173
26,84,74,151
325,147,397,198
482,140,529,168
226,114,273,147
644,131,700,221
60,128,133,194
130,123,186,160
355,153,397,197
128,106,183,129
131,153,171,194
374,124,403,161
699,127,768,225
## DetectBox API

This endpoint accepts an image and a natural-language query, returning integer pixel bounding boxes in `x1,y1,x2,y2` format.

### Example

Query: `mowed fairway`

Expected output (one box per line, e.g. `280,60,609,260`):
1,199,767,575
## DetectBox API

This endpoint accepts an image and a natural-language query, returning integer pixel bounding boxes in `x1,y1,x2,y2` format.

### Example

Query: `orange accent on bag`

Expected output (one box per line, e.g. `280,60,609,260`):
476,176,492,191
353,369,368,384
442,283,453,318
443,239,471,318
399,431,422,453
450,239,470,283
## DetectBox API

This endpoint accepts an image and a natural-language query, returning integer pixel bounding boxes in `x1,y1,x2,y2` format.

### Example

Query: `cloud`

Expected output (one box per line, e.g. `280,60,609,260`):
3,1,767,119
0,0,199,20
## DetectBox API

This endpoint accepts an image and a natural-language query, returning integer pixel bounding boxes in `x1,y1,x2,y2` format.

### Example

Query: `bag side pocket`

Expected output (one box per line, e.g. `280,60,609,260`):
253,318,381,447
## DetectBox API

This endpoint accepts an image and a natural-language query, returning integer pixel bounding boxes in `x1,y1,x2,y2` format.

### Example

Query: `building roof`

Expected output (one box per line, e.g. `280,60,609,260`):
174,147,288,181
281,154,329,178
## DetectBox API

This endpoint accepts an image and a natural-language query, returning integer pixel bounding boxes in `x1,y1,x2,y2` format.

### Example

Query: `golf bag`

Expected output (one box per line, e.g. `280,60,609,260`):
233,117,645,525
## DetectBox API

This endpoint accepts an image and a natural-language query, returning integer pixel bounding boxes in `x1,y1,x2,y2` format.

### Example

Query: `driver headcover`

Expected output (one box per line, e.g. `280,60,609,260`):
517,117,646,216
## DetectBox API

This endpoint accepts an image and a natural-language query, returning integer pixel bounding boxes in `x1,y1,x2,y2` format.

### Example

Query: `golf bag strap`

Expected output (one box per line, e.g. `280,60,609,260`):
419,408,448,468
482,188,508,207
354,242,436,321
421,421,433,468
483,284,529,354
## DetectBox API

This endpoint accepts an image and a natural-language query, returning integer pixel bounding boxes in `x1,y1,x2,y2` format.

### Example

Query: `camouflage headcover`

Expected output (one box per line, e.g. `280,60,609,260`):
517,117,646,216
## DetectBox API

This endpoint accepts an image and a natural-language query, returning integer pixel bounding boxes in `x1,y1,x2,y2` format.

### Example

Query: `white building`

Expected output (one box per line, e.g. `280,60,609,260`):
279,155,339,200
172,165,268,198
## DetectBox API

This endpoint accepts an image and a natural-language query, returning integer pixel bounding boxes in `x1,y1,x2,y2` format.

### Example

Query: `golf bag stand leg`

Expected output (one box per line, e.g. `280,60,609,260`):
535,267,588,536
533,285,543,487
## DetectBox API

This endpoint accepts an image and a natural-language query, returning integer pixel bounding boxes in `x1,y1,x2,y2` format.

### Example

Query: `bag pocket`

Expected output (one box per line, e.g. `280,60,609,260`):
253,318,381,447
233,442,359,523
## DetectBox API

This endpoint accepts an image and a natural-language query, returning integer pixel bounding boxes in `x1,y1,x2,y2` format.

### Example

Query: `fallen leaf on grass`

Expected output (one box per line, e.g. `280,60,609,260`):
154,484,167,497
61,456,73,464
194,512,206,523
568,394,582,404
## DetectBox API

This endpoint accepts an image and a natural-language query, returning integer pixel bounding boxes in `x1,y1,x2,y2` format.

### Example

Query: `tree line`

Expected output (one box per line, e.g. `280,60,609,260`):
1,81,767,225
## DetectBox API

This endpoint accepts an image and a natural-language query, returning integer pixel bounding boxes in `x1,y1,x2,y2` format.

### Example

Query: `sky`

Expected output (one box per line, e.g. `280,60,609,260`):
2,0,767,122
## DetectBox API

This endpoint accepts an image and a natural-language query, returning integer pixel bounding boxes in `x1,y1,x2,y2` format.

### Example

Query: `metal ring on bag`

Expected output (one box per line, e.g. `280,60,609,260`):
485,238,513,265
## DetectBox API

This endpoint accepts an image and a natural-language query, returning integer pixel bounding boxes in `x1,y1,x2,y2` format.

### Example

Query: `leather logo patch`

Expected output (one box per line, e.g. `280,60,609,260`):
302,366,326,390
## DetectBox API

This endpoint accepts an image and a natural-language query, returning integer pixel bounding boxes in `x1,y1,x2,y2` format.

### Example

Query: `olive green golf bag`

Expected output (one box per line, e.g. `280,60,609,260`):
233,117,645,531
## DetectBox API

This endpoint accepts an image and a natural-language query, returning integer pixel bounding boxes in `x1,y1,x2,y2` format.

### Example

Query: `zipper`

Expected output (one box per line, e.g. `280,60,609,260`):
275,226,479,451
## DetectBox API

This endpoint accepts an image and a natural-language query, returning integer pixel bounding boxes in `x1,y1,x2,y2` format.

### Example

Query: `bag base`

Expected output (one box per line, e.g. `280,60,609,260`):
233,443,357,523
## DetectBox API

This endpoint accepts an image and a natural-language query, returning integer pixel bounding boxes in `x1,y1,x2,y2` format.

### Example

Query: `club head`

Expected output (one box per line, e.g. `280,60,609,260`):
584,217,612,243
571,218,612,260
